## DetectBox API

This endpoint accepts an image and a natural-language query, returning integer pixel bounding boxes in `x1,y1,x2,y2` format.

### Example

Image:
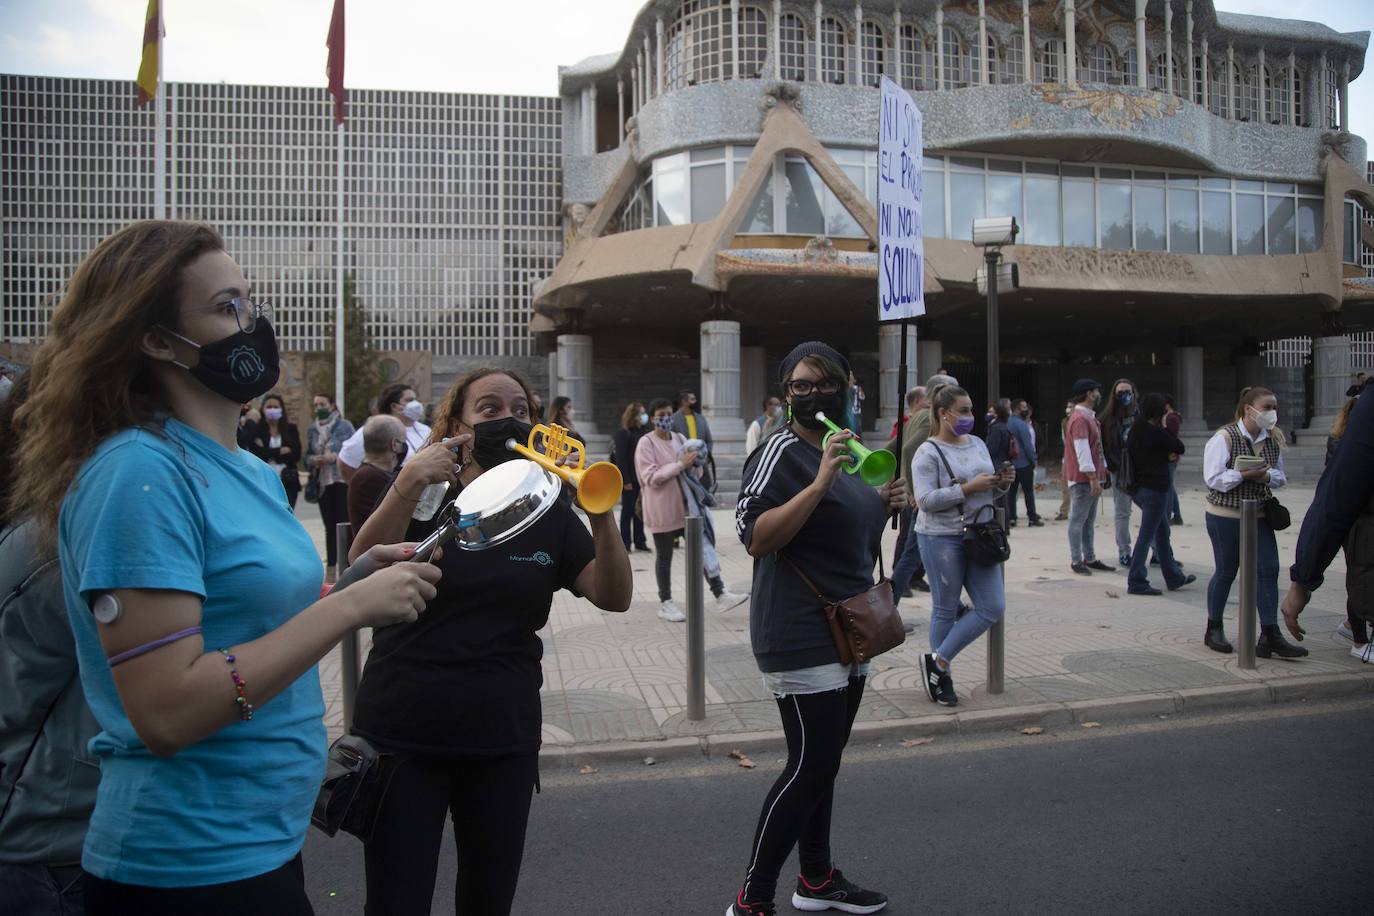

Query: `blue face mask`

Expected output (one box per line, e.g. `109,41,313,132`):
1117,392,1134,406
638,413,649,426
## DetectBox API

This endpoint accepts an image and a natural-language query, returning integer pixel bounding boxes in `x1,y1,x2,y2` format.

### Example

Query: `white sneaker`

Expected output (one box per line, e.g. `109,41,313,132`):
1353,643,1373,664
1337,620,1354,642
658,600,685,622
715,590,749,612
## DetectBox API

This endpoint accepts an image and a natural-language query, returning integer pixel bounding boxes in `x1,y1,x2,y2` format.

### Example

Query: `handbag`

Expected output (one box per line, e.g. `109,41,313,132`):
780,553,905,666
303,468,321,504
1235,427,1291,531
929,441,1012,566
311,734,398,841
280,466,299,491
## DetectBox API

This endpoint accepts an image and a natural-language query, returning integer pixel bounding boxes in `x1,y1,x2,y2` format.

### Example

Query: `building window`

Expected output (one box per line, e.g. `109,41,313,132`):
859,22,886,87
984,35,1000,84
779,13,808,81
1294,67,1305,125
942,26,969,89
820,18,847,84
899,25,930,91
1208,61,1229,117
737,5,769,79
1323,63,1338,128
1123,48,1137,85
1083,44,1117,84
1039,40,1061,84
1149,53,1168,91
1266,67,1289,125
666,0,725,90
1240,66,1260,121
1003,35,1025,84
1192,55,1205,105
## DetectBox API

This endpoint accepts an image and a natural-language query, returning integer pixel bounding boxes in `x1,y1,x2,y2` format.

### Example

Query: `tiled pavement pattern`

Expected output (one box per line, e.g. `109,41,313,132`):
302,480,1366,746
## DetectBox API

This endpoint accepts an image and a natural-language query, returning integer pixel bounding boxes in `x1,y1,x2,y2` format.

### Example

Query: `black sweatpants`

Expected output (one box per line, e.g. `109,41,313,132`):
740,676,865,906
85,853,311,915
363,752,539,916
318,481,349,567
1007,465,1039,523
653,529,724,601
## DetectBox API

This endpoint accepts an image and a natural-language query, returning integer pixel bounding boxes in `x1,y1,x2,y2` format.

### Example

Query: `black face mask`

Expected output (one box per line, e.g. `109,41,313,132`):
163,320,280,405
468,416,534,470
788,392,845,431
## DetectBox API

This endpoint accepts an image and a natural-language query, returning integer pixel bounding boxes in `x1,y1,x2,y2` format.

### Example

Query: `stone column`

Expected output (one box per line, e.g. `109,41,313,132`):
731,0,741,80
1288,50,1297,125
1064,1,1077,88
1165,1,1173,94
814,1,824,82
1340,60,1350,131
1022,0,1032,83
656,17,665,95
935,7,945,90
587,83,598,151
1201,38,1208,110
893,9,903,84
977,0,988,86
879,323,919,432
1257,47,1266,124
1135,0,1147,89
1173,346,1206,433
616,77,625,142
556,334,597,435
1307,334,1352,434
853,3,863,85
644,34,653,98
700,320,746,436
1185,2,1194,100
1226,43,1235,119
1318,51,1327,127
916,339,944,386
772,0,782,80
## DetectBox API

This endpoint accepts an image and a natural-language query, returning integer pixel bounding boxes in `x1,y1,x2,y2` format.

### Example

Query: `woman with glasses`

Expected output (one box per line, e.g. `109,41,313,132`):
8,221,439,914
728,342,904,916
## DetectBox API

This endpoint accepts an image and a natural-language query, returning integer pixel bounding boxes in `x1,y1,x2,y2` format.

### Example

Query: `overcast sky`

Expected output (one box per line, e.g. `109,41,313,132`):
0,0,1370,142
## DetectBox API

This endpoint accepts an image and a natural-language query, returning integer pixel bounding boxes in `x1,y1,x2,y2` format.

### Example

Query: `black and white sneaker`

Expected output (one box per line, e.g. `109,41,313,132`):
727,893,776,915
935,671,959,707
792,868,888,913
920,653,940,703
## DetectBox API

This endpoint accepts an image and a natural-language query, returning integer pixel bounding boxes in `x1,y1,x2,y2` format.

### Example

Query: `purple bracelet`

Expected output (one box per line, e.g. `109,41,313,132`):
108,627,204,667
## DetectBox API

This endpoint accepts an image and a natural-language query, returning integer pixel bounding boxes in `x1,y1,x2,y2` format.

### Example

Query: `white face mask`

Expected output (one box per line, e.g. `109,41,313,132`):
0,375,12,403
402,400,425,422
1249,406,1278,430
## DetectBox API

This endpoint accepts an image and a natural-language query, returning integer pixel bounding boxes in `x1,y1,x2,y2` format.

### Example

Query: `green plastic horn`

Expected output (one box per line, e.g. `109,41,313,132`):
815,411,897,485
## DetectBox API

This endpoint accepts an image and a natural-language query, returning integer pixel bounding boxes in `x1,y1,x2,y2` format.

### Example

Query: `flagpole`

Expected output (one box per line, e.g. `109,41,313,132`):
335,120,345,413
154,2,166,220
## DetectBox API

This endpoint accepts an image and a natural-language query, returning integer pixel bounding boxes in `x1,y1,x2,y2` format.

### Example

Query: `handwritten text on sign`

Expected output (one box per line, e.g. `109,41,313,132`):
878,76,924,319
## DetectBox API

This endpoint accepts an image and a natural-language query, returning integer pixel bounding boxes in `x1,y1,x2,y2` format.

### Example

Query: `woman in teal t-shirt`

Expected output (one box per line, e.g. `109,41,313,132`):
9,221,442,913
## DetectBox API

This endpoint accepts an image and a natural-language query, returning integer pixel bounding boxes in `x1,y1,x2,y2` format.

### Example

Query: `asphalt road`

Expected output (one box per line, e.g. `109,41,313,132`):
304,701,1373,915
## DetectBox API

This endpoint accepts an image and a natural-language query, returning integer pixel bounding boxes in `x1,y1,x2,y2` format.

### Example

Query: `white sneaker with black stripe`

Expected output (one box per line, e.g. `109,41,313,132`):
1353,643,1373,664
919,653,940,703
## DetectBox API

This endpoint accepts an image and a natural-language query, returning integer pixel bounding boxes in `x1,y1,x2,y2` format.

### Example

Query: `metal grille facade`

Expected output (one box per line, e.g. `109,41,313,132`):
1,75,562,356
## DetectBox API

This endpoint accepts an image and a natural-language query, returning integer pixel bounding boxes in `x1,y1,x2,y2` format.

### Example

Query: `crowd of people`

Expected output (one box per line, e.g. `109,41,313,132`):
1,221,1371,916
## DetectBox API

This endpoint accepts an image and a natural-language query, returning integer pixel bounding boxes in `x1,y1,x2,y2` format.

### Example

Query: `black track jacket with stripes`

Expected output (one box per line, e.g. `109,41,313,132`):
735,429,888,672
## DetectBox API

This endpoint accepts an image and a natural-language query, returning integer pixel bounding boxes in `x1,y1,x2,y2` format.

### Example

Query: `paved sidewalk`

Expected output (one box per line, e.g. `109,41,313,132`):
302,481,1373,751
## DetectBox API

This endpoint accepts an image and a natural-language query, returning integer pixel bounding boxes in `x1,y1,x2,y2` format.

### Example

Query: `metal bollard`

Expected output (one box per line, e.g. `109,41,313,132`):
335,522,361,729
987,503,1006,694
1237,499,1259,670
685,515,706,721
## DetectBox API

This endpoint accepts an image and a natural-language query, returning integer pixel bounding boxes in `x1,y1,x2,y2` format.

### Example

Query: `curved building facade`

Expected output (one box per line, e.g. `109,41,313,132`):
537,0,1371,488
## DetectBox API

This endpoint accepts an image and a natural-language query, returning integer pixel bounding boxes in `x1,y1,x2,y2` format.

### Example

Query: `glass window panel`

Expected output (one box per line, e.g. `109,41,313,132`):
743,176,774,233
1063,181,1095,247
1168,174,1199,186
1297,183,1322,198
1265,181,1295,194
1168,188,1199,253
825,165,866,237
655,167,688,226
923,171,946,238
1024,176,1061,246
1100,182,1132,249
1200,177,1231,190
1236,193,1265,254
1345,201,1358,264
783,159,825,234
690,146,726,163
949,172,986,240
1025,161,1058,175
690,161,726,222
987,174,1023,226
1235,179,1265,193
1135,185,1166,250
1266,195,1295,254
1297,198,1322,253
1100,168,1131,181
923,155,945,169
950,156,985,171
1135,171,1166,183
1062,165,1094,178
1202,191,1232,254
989,159,1021,173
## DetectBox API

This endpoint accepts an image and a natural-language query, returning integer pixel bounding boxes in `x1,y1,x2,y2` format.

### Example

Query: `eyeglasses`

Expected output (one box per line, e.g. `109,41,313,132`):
786,378,842,397
200,297,272,334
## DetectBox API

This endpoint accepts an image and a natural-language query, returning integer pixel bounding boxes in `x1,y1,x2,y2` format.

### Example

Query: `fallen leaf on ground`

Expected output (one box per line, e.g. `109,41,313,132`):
642,756,657,766
734,754,757,768
578,765,598,775
729,748,747,760
1105,590,1120,599
875,663,892,673
900,737,934,747
1021,727,1044,735
1082,722,1102,729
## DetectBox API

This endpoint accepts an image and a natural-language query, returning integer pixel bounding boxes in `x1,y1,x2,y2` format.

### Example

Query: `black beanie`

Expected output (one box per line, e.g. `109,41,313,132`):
779,341,850,385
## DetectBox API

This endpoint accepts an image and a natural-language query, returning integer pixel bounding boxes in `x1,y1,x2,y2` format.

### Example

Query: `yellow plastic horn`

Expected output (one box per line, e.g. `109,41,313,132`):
506,423,624,515
815,411,897,485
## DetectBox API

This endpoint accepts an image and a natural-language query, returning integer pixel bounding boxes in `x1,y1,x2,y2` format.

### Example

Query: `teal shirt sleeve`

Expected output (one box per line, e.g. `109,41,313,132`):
61,437,208,604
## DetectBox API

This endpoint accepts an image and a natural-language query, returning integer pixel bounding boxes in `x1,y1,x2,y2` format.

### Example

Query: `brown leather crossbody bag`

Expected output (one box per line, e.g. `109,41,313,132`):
780,553,905,666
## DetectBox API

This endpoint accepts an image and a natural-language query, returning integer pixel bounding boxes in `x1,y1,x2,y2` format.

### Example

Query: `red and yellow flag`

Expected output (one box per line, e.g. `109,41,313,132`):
135,0,162,106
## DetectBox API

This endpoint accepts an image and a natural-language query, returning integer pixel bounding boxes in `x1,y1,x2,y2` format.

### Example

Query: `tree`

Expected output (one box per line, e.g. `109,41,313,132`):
310,273,381,424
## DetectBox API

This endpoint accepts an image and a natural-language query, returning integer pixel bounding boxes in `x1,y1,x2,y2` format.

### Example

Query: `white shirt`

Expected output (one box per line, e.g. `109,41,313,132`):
338,419,431,469
1071,405,1098,474
1202,423,1287,492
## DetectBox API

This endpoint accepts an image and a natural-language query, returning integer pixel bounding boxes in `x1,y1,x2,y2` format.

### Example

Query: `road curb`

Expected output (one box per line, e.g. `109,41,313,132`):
537,668,1374,771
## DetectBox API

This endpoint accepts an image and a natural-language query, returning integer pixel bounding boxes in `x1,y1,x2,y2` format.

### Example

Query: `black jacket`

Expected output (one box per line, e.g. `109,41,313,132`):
985,421,1013,468
1292,388,1374,598
1126,422,1185,492
246,420,302,473
611,426,646,490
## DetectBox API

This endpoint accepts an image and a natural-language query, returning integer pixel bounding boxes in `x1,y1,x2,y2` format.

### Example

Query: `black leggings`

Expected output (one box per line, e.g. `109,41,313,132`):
364,752,539,916
84,853,310,915
740,676,865,906
619,485,647,549
319,481,349,567
653,529,724,601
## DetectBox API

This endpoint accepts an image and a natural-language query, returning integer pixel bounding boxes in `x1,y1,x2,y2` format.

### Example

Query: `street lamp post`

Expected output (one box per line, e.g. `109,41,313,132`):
972,216,1018,416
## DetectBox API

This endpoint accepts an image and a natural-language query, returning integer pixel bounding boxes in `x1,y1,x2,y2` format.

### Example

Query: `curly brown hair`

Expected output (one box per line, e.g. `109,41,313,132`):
426,367,538,461
10,221,225,549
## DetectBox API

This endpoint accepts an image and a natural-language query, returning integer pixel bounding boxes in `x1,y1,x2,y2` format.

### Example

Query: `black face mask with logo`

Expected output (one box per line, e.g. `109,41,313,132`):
162,320,281,405
468,416,535,469
788,392,846,431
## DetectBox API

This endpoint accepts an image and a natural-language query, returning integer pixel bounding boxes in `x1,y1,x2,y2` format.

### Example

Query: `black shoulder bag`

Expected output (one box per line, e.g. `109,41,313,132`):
929,441,1011,566
1235,427,1291,531
311,734,400,841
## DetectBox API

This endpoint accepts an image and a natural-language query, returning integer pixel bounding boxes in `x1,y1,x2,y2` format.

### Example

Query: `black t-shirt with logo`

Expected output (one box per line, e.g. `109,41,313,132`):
351,483,595,757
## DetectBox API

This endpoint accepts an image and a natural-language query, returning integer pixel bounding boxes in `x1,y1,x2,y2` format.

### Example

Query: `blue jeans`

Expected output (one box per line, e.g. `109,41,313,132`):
1166,460,1182,521
891,510,924,599
1205,512,1279,626
1110,472,1134,559
0,863,85,916
1128,487,1187,591
917,533,1006,664
1067,482,1099,564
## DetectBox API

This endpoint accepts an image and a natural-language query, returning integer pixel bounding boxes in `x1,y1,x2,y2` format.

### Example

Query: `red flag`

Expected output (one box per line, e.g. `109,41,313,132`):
326,0,345,125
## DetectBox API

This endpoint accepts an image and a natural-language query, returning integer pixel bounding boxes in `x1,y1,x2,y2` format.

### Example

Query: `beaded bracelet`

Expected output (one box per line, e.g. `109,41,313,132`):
218,649,254,721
